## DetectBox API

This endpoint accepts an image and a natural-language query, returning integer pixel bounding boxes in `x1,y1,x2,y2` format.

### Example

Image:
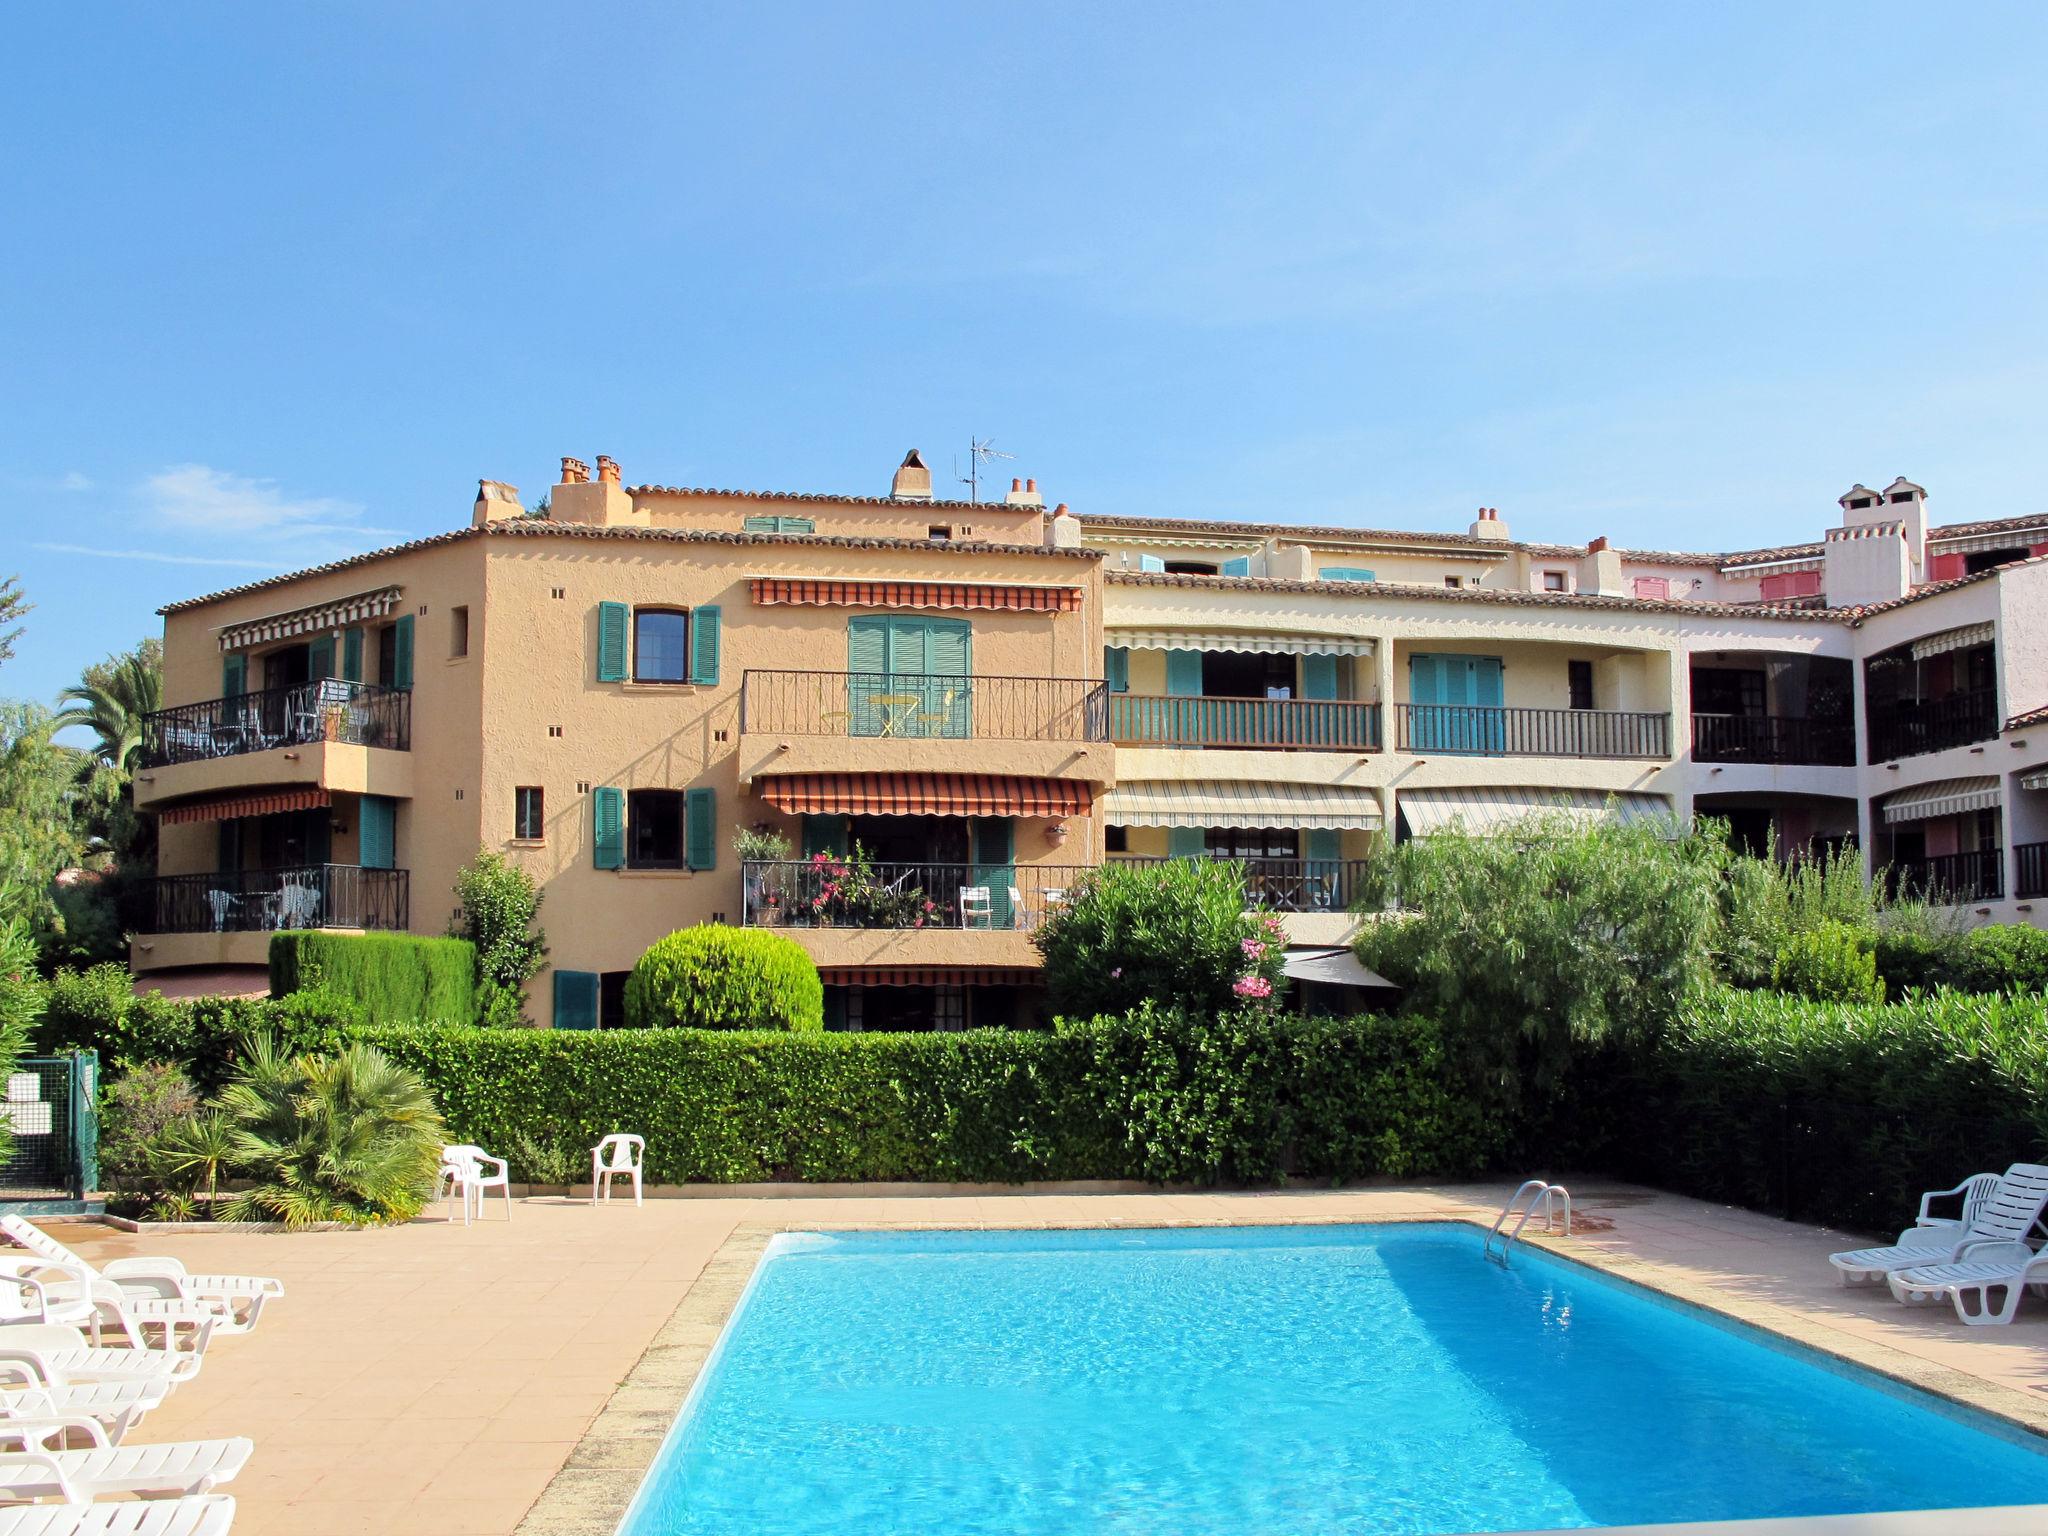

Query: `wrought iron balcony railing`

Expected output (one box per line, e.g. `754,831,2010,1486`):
1395,704,1670,760
143,681,411,768
146,864,410,935
1866,688,2000,763
741,859,1091,930
1691,714,1855,767
740,671,1107,741
1108,695,1382,751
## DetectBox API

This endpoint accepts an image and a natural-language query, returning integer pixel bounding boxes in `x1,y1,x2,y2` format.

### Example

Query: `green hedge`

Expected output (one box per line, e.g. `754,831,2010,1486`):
269,932,475,1025
1873,923,2048,999
351,1008,1493,1185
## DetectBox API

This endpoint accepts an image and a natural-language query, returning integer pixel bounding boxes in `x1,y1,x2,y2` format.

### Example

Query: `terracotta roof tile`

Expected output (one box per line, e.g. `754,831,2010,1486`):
626,484,1035,514
2005,703,2048,732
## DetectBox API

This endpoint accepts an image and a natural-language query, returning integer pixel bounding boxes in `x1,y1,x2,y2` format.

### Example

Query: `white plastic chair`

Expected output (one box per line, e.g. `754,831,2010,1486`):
438,1145,511,1224
0,1429,252,1500
1,1217,282,1335
1890,1244,2048,1325
0,1493,238,1535
203,891,233,934
959,886,992,928
591,1135,645,1207
1830,1163,2048,1286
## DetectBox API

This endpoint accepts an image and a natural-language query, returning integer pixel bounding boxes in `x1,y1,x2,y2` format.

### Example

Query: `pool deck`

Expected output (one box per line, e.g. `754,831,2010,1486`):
43,1181,2048,1536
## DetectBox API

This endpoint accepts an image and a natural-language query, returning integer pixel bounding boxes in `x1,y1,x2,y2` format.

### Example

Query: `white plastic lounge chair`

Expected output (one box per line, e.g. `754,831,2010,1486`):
1889,1244,2048,1326
1906,1171,2006,1238
0,1259,216,1357
0,1381,169,1445
438,1145,511,1224
0,1494,235,1535
0,1433,251,1501
591,1134,644,1207
0,1262,97,1330
0,1219,281,1334
0,1327,198,1389
1829,1163,2048,1287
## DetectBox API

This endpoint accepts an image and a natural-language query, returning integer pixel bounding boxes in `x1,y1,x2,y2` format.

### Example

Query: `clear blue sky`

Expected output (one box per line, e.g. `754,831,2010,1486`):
5,4,2046,709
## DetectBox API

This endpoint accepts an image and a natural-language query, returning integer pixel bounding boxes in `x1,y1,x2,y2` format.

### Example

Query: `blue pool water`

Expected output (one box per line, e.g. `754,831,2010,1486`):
620,1224,2048,1535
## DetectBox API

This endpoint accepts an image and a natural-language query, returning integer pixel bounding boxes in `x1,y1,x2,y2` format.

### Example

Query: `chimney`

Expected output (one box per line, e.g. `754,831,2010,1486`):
595,455,622,485
1864,477,1928,575
1823,520,1912,608
1467,506,1511,541
551,453,643,527
560,456,590,485
1577,535,1624,597
1044,502,1080,549
891,449,933,501
473,479,522,527
1005,476,1044,508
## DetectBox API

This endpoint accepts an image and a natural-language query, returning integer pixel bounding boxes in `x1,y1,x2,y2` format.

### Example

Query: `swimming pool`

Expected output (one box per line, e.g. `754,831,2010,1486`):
618,1223,2048,1534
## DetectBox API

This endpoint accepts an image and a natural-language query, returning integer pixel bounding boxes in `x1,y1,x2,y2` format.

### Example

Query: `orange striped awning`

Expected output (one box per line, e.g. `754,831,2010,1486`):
158,788,331,826
749,578,1083,613
758,773,1091,818
819,967,1043,988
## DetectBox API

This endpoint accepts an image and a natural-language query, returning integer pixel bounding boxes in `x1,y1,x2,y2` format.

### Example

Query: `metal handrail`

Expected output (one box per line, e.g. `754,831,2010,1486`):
1107,854,1371,913
1484,1179,1572,1264
142,680,411,767
1396,704,1669,760
739,670,1109,742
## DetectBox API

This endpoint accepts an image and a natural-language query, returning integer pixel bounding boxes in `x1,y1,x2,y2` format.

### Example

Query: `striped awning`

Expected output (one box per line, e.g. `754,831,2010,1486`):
2021,768,2048,792
1099,780,1383,831
757,774,1091,818
1881,777,2000,824
749,578,1083,613
1911,622,1995,661
216,587,402,652
1108,628,1373,658
819,967,1043,988
157,788,331,826
1397,787,1674,837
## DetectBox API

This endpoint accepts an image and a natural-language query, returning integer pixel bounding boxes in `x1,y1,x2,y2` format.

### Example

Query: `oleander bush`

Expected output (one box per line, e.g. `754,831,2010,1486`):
269,931,475,1027
623,925,824,1031
1769,921,1884,1005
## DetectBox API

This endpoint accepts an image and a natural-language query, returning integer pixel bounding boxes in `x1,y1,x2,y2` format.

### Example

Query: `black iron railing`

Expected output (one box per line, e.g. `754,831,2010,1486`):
742,859,1091,930
143,681,411,767
1691,714,1855,767
740,671,1107,741
2015,842,2047,900
1890,850,2004,904
1866,687,1999,763
1109,855,1371,913
146,865,410,934
1395,704,1669,759
1108,696,1382,751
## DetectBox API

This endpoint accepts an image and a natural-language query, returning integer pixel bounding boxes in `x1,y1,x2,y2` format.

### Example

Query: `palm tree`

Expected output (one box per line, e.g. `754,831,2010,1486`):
55,648,161,773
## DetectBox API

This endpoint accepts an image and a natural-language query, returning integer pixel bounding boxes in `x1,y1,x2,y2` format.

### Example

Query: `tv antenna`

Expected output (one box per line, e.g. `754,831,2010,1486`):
955,437,1015,504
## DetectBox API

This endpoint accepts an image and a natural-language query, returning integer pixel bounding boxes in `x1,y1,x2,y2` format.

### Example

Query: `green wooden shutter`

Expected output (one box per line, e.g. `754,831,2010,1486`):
596,602,629,682
1301,654,1338,700
1304,828,1341,863
1221,556,1252,577
685,786,716,871
358,795,396,870
1168,826,1207,859
553,970,598,1030
1165,650,1203,696
308,635,335,682
392,615,415,690
1322,567,1376,582
592,786,625,869
969,817,1015,929
1104,646,1129,694
1138,554,1167,572
923,618,972,737
743,514,815,534
801,814,848,857
822,987,847,1031
222,653,246,698
688,606,721,686
847,617,890,736
341,628,364,684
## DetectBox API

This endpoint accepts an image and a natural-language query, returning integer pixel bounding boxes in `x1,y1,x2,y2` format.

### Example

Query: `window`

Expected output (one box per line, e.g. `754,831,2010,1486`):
450,605,470,658
599,971,631,1030
1846,495,1875,510
1164,560,1219,575
628,789,685,867
743,515,815,534
1104,825,1128,853
1889,491,1915,504
1964,547,2029,574
1443,575,1462,589
633,609,689,683
514,786,545,840
1205,827,1301,860
927,525,952,541
1543,571,1568,592
1321,567,1376,582
377,623,397,685
1568,660,1595,711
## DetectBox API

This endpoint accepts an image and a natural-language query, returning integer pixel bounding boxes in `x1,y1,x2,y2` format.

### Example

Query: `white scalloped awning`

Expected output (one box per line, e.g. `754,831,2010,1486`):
2022,768,2048,792
216,587,404,651
1101,780,1383,830
1911,622,1994,661
1107,628,1373,658
1398,787,1674,837
1882,777,2000,824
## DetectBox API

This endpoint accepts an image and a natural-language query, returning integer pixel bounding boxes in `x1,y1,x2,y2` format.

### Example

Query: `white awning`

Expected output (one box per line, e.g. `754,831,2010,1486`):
1398,787,1675,837
1101,780,1384,831
1882,777,2001,824
1108,628,1374,658
215,586,404,651
1281,948,1396,990
1910,622,1994,661
2021,768,2048,792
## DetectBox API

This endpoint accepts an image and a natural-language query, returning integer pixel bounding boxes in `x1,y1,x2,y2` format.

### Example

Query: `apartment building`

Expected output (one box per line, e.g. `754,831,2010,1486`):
131,454,2048,1027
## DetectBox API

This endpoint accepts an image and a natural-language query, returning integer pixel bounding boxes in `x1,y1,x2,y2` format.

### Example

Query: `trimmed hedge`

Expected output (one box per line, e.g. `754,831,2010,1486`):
270,932,475,1026
352,1008,1493,1186
624,926,822,1031
1873,922,2048,1000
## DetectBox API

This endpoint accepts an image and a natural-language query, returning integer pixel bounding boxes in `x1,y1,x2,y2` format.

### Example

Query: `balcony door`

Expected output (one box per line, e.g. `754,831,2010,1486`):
847,616,972,738
1409,654,1504,753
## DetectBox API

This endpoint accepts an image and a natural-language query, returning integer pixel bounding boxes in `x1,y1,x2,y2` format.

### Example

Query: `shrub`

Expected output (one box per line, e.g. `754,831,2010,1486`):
98,1062,199,1201
1033,860,1287,1021
451,850,547,1026
0,918,41,1167
1955,925,2048,996
269,932,474,1026
1872,924,1969,999
623,926,823,1032
1770,922,1883,1004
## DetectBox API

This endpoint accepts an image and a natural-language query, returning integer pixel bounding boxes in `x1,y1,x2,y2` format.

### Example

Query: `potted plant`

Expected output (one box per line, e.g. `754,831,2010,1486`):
734,825,793,923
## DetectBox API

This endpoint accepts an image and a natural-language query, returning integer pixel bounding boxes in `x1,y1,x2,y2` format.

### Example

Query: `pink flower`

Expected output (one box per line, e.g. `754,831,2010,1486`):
1232,975,1273,998
1110,967,1123,979
811,852,830,865
1241,938,1266,959
924,900,936,912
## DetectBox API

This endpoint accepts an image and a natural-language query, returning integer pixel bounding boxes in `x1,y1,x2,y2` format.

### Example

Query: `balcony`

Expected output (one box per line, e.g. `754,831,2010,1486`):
1394,705,1670,760
1691,714,1855,767
1108,696,1381,752
1109,855,1370,913
741,858,1088,969
2018,842,2047,900
146,865,411,935
1891,850,2004,904
144,681,411,768
1867,688,2000,763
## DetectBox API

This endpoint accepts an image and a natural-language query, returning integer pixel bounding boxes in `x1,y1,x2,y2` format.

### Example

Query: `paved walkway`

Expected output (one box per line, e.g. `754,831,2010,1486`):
46,1183,2048,1536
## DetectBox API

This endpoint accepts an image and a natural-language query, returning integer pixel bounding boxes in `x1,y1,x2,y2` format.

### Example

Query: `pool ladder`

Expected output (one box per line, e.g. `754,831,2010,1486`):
1484,1179,1571,1265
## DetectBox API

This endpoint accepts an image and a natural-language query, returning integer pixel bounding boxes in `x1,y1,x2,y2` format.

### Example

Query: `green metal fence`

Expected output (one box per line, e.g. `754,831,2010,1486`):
0,1054,99,1205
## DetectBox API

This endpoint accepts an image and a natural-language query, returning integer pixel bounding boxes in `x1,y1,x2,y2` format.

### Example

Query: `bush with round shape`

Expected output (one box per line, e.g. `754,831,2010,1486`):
624,926,823,1031
1770,921,1884,1004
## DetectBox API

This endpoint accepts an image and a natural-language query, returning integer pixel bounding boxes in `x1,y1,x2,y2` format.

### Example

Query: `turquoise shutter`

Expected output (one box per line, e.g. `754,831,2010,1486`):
222,653,246,698
392,615,415,689
1304,829,1341,910
689,606,721,685
847,617,889,736
1167,826,1207,859
1322,567,1376,582
822,987,847,1031
553,971,598,1030
596,602,628,683
1104,646,1129,694
1221,556,1251,577
801,814,848,857
969,817,1015,929
743,514,815,534
685,786,716,871
1165,650,1203,696
592,786,625,869
308,635,335,681
1138,554,1166,573
341,628,364,684
1301,654,1338,700
924,618,972,737
358,795,396,870
1472,656,1505,707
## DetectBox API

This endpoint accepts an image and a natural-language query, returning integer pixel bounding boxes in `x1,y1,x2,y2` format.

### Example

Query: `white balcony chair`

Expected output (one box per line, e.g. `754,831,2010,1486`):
438,1145,512,1224
276,880,322,930
1007,886,1031,929
591,1134,645,1207
959,886,992,928
203,891,234,934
